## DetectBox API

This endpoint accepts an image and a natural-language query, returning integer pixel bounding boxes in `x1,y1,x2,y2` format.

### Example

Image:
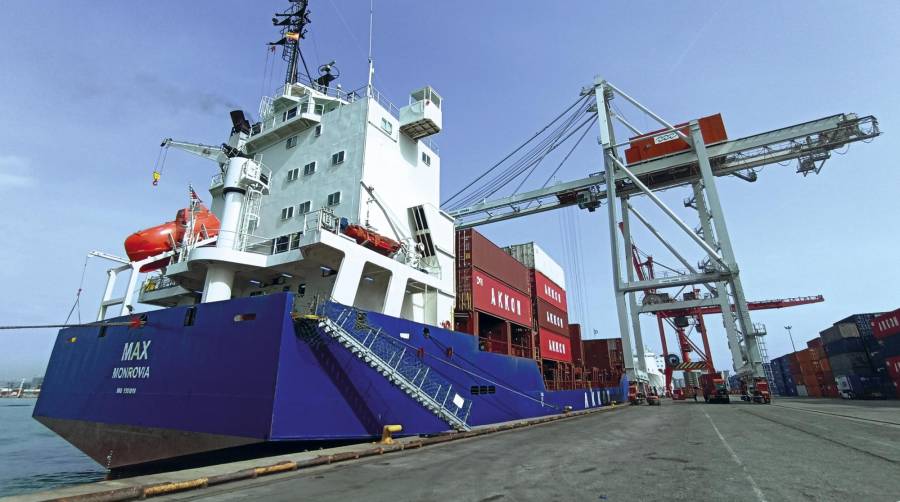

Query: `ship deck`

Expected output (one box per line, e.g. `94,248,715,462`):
16,398,900,502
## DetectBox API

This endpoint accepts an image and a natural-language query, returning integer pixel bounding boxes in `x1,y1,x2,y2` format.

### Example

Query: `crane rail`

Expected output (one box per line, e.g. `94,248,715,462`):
450,114,878,228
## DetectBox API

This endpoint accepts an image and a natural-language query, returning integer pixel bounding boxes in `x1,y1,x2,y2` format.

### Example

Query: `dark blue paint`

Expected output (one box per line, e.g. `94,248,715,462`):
35,294,625,453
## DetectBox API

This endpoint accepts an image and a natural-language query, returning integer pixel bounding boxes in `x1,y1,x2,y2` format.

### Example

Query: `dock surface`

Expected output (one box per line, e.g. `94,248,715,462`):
15,398,900,502
157,398,900,502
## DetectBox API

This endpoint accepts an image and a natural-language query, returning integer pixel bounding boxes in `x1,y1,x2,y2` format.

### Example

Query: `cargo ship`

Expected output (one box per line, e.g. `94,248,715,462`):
33,1,627,469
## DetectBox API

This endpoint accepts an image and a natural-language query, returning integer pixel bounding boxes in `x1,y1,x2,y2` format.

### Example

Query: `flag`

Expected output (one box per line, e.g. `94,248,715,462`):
189,184,202,203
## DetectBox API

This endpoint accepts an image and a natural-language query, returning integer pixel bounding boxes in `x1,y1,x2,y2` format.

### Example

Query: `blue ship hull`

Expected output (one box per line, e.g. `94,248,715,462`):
33,293,626,468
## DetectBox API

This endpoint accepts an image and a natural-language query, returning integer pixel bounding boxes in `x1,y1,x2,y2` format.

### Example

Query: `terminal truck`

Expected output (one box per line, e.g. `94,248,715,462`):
700,373,731,403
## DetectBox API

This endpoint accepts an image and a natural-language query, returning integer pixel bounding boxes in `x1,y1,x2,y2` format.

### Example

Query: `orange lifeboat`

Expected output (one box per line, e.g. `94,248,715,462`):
340,220,402,256
124,205,221,272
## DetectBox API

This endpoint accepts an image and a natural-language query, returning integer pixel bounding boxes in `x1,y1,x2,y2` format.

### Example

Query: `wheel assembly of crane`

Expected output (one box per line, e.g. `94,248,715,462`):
446,77,880,396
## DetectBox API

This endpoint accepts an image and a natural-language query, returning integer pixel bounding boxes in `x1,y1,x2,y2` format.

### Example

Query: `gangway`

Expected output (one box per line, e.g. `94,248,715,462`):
314,302,473,431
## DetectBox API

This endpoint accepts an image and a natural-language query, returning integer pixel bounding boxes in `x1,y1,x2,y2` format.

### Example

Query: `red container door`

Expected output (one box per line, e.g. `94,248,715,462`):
470,268,533,327
539,329,572,363
533,270,567,312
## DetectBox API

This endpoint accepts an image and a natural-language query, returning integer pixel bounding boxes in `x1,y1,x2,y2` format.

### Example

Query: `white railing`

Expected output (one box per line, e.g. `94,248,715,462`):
141,275,181,293
235,208,342,255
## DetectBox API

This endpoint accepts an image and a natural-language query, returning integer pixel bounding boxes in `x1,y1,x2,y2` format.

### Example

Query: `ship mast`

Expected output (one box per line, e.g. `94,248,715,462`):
270,0,313,86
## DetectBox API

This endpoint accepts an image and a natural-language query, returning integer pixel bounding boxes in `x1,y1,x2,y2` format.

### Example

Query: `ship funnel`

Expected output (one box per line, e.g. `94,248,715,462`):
230,110,251,135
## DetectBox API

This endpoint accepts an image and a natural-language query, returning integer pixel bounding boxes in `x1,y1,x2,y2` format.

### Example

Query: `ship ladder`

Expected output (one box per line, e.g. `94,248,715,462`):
315,303,473,432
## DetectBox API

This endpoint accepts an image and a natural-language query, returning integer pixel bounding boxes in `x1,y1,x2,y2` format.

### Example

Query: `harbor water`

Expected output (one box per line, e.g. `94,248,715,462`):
0,399,105,497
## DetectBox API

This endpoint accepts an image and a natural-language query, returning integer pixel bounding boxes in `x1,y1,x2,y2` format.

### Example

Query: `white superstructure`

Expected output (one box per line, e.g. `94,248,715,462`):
128,79,454,327
633,349,666,394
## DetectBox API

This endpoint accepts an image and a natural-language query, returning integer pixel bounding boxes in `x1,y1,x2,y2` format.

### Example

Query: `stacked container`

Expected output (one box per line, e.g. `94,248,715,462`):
770,356,790,396
454,229,534,359
795,348,820,397
568,324,588,388
504,242,574,389
806,338,839,397
822,313,889,399
582,338,625,387
873,308,900,398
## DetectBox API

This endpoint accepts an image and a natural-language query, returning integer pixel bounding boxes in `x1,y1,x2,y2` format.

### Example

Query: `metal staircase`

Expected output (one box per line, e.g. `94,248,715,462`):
314,303,473,431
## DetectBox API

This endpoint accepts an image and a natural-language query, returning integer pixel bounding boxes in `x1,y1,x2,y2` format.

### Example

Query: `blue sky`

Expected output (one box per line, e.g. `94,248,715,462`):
1,1,898,380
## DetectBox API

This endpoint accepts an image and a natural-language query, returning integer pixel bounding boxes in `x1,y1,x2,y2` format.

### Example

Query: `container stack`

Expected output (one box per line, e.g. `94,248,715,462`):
568,324,588,388
872,308,900,398
769,356,791,396
805,338,839,397
454,229,534,359
772,353,802,396
821,313,889,399
504,242,573,389
795,348,819,397
581,338,626,388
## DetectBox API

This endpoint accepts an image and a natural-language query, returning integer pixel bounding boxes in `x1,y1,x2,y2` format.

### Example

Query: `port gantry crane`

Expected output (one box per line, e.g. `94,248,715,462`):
447,77,879,383
626,234,825,390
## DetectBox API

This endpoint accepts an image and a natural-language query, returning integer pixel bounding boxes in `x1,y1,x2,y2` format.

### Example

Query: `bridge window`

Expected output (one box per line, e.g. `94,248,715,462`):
381,117,393,134
298,201,311,214
421,152,431,166
281,206,294,220
286,136,298,149
314,124,323,137
286,168,299,181
470,385,496,395
327,191,341,206
303,161,317,176
332,150,345,165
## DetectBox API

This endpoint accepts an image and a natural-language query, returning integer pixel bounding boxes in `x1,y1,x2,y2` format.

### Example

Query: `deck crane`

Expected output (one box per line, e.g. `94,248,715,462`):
447,78,879,385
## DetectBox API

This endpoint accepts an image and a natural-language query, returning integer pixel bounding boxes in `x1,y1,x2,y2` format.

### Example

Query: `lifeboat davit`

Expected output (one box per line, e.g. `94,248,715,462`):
124,205,221,272
340,219,402,256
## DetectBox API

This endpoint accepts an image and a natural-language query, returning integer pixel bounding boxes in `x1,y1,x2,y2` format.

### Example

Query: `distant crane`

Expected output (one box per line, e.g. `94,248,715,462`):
625,232,824,391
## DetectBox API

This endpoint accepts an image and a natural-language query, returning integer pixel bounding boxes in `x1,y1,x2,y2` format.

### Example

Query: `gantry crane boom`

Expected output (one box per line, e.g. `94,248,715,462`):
451,113,878,228
447,78,879,381
654,295,825,318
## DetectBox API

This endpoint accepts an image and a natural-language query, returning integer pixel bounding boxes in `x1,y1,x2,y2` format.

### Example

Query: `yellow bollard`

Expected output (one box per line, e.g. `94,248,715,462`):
381,424,403,444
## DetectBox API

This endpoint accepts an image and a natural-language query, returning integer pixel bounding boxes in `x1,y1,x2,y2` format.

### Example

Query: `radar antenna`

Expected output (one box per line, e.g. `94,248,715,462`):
269,0,313,86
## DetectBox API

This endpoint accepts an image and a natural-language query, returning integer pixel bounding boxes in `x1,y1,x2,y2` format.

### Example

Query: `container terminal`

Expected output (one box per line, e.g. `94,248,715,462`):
2,1,899,501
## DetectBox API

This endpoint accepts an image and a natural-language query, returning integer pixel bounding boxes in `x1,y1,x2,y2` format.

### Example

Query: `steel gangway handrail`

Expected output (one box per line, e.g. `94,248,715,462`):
314,302,473,431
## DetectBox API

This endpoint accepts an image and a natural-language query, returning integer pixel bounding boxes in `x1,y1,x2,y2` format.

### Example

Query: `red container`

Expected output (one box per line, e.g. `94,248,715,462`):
873,308,900,340
532,270,567,313
569,324,584,367
536,299,569,335
624,113,727,165
456,229,530,294
884,356,900,398
539,328,572,363
582,339,624,373
458,267,533,327
807,337,824,350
